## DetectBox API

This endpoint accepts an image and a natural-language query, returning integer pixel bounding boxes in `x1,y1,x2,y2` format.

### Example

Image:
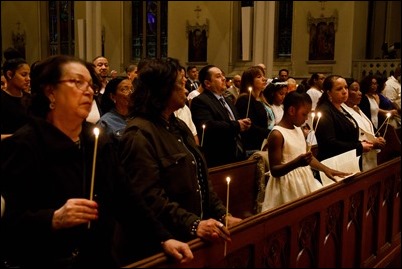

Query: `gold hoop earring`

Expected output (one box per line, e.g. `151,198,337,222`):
49,102,55,110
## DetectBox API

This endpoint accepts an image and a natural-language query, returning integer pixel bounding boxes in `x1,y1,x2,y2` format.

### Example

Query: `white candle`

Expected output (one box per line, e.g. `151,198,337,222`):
307,112,320,152
314,112,322,133
201,124,206,147
307,112,321,151
224,176,231,256
246,87,252,118
88,127,100,229
375,112,391,136
382,113,392,138
225,177,231,227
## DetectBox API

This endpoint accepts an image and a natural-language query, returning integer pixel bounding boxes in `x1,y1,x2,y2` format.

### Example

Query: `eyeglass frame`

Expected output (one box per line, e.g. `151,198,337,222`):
57,78,98,92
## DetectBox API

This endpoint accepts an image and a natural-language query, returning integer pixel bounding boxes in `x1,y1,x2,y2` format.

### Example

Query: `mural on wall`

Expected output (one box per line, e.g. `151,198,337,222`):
186,6,209,63
307,11,338,61
187,27,208,63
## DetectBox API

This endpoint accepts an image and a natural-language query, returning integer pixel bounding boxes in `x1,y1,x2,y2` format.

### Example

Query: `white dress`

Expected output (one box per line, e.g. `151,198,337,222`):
261,125,323,212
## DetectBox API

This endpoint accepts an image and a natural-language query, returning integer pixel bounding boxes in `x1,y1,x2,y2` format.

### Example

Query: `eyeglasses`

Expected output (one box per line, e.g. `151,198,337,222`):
118,86,134,95
58,79,98,92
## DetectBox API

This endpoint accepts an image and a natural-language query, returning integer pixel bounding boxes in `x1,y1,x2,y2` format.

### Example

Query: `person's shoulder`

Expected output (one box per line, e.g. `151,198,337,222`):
236,92,249,101
194,90,212,101
187,90,200,99
2,118,44,148
98,111,114,121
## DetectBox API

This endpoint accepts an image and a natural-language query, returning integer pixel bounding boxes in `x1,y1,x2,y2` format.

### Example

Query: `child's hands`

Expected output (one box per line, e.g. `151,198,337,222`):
297,151,313,167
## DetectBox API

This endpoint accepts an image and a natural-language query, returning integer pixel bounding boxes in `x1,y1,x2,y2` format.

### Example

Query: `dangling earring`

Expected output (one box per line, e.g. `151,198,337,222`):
49,101,55,110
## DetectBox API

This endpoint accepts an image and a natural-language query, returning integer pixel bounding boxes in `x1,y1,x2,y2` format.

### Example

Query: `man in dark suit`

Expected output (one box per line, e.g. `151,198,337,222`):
190,65,252,168
185,65,200,94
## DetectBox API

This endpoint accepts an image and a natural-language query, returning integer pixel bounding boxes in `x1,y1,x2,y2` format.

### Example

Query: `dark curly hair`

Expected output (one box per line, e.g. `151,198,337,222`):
130,57,181,119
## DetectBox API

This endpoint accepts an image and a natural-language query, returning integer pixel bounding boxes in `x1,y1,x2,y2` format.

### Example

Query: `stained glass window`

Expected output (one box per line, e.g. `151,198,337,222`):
276,1,293,58
132,1,167,61
48,1,75,55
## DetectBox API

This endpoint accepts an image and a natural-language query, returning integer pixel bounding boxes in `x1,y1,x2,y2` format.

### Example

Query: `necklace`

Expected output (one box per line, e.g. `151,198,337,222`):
3,89,23,97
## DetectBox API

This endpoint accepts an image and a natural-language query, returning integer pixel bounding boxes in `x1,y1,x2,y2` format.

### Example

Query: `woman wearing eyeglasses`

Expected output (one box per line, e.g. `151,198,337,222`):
97,76,134,148
0,55,192,268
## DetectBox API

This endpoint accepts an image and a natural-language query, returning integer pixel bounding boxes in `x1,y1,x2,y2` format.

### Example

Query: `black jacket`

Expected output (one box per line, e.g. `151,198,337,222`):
1,118,172,267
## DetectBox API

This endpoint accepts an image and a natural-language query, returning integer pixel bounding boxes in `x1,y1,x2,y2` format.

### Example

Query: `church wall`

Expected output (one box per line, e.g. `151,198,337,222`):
1,1,41,64
1,1,399,81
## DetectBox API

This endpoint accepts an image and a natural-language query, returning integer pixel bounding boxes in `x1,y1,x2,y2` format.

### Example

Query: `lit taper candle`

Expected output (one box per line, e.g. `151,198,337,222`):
375,112,391,136
224,176,231,256
246,87,252,118
201,124,206,147
88,127,100,229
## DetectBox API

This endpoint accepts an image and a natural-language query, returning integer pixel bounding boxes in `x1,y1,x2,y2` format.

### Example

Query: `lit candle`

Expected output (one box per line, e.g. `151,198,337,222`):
224,176,231,256
382,112,392,137
307,112,321,152
201,124,206,147
307,112,315,152
246,87,252,118
375,112,391,136
88,127,100,229
314,112,322,134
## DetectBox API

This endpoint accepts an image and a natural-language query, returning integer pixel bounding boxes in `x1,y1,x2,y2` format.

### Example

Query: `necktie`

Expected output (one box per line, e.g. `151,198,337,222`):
219,98,244,155
192,81,199,90
219,98,235,121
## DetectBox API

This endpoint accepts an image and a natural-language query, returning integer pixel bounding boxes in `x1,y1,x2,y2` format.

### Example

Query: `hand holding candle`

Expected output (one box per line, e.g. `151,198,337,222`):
88,127,100,229
246,87,252,118
201,124,206,147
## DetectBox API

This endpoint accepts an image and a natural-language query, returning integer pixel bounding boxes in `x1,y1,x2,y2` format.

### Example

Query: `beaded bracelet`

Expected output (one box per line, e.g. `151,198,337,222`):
190,219,201,236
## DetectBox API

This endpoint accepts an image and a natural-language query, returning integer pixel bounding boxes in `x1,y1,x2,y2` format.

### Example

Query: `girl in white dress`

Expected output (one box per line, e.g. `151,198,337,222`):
261,91,350,212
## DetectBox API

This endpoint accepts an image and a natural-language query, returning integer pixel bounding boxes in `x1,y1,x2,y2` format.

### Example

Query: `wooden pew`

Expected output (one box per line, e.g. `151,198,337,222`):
124,157,401,268
378,124,401,165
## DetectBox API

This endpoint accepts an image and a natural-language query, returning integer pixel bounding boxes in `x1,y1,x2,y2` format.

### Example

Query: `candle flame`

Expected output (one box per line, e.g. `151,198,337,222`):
248,87,252,92
386,112,391,118
317,112,322,118
93,127,100,137
202,124,206,129
226,176,231,184
311,112,316,118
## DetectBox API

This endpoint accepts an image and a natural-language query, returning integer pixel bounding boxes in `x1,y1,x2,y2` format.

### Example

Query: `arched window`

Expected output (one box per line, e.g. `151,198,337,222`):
48,1,75,55
131,1,167,61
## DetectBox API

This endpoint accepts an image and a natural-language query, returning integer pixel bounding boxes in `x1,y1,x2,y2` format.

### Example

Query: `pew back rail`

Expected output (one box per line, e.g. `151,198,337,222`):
125,157,401,268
